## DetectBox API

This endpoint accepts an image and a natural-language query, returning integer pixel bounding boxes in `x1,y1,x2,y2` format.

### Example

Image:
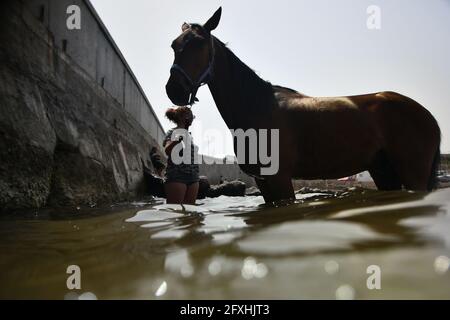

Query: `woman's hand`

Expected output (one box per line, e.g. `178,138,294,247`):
164,139,182,157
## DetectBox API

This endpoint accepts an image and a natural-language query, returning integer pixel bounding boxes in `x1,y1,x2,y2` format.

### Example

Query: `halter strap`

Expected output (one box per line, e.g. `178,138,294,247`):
170,36,215,105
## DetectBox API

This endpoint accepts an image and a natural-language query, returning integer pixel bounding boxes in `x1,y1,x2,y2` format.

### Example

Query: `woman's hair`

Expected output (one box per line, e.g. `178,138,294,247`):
165,106,192,124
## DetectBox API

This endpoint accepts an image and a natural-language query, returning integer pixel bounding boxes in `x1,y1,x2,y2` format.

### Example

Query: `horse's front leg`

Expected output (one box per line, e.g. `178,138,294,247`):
255,174,295,204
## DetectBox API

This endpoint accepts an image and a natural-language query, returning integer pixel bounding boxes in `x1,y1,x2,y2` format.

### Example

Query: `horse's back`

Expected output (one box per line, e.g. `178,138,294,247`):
273,87,439,141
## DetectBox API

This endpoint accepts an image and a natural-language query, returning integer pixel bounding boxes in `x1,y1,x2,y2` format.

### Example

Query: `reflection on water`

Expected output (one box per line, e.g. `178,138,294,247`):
1,188,450,299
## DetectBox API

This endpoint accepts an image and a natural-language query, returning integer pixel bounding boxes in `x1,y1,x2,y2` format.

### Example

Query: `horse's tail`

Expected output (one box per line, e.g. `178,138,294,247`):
427,145,441,191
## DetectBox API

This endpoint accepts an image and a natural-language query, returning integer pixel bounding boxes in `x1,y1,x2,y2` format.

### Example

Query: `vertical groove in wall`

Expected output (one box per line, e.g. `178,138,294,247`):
24,0,165,147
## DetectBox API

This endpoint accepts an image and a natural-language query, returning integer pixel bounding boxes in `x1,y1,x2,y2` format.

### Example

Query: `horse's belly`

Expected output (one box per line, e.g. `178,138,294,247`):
292,141,378,180
293,165,368,180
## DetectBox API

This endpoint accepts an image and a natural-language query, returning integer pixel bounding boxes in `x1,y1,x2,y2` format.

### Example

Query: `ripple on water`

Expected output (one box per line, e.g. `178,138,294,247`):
125,209,183,223
197,195,265,212
126,196,254,242
237,220,397,255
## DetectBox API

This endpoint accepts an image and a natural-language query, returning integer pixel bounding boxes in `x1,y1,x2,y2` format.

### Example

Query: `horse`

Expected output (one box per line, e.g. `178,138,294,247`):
165,7,441,203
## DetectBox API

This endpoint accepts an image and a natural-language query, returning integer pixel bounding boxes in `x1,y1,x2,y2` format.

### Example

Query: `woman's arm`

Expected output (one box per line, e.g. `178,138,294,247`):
164,136,182,157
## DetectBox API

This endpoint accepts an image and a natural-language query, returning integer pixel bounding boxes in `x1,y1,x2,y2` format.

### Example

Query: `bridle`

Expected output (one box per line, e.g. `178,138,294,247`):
170,32,215,106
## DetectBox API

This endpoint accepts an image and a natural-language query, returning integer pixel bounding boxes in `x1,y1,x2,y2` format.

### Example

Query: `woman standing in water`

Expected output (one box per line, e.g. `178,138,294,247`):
163,106,199,204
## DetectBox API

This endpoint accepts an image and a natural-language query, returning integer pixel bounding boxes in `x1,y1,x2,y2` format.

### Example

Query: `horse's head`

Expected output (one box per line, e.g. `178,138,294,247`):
166,7,222,106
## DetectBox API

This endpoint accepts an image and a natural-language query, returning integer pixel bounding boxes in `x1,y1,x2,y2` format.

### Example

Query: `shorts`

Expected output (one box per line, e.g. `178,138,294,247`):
164,165,199,186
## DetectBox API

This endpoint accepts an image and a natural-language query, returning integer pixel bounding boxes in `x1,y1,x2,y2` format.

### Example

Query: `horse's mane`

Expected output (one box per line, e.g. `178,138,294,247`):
215,38,275,112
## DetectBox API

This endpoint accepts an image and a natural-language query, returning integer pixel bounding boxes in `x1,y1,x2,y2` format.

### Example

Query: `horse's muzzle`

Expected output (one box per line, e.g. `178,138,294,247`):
166,76,190,106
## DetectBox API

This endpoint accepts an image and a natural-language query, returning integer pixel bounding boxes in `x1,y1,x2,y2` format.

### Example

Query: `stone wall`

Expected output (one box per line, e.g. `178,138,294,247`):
24,0,165,144
0,0,165,210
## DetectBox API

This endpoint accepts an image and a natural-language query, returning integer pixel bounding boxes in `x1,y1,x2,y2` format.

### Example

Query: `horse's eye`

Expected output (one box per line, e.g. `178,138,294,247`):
187,38,204,49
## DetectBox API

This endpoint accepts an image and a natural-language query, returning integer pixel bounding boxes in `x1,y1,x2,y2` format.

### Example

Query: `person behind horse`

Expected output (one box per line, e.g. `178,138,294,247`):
163,106,199,204
149,146,165,177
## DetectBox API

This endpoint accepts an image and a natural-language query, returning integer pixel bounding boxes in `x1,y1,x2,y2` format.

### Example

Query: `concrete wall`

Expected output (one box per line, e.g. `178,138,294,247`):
0,0,165,209
25,0,165,145
199,155,256,187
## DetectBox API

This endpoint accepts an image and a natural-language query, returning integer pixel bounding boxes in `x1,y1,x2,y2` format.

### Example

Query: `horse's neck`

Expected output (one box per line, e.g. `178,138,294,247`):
207,39,273,129
207,43,238,128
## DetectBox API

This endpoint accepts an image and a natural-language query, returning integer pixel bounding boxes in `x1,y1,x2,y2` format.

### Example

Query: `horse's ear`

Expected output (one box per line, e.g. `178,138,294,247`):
182,22,190,32
204,7,222,32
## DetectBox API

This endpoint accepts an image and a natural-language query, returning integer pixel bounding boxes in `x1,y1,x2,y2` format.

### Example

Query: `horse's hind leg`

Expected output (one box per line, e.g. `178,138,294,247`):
389,155,433,191
368,151,402,190
384,144,436,191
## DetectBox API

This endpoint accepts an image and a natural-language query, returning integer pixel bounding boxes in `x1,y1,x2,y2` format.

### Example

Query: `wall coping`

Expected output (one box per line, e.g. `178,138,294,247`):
83,0,166,136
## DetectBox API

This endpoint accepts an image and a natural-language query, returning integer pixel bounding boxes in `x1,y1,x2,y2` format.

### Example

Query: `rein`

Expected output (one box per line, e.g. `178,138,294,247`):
170,35,215,106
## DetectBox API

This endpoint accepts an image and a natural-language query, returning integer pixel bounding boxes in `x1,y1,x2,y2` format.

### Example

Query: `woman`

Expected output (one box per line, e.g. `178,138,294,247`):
163,106,199,204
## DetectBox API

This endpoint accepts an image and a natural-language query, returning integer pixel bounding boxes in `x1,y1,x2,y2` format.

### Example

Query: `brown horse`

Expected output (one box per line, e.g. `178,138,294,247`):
166,7,441,203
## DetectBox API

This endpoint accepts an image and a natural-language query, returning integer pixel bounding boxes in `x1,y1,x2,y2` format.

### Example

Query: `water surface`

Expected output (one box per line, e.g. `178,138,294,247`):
1,188,450,299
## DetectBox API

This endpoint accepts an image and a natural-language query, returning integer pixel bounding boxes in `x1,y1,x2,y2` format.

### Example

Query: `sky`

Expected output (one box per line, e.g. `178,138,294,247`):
91,0,450,157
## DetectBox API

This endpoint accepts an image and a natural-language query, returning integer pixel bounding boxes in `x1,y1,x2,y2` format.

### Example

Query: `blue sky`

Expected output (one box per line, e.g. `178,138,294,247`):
91,0,450,156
